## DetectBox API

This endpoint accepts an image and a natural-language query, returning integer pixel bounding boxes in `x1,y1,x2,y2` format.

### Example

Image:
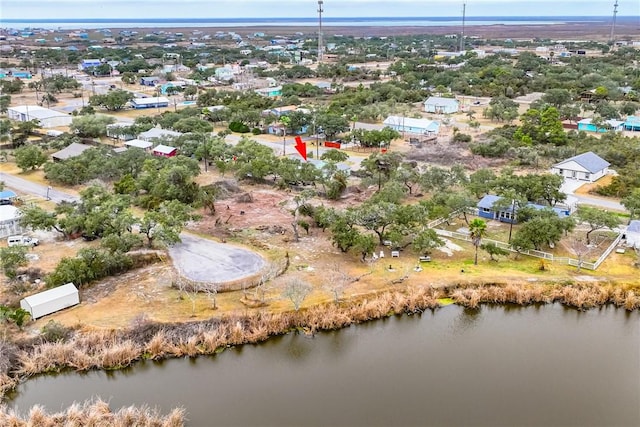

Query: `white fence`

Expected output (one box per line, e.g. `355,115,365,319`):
431,209,622,271
0,221,24,239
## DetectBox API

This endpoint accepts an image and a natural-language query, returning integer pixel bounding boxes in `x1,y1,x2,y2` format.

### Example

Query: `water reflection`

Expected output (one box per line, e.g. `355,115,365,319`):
8,305,640,427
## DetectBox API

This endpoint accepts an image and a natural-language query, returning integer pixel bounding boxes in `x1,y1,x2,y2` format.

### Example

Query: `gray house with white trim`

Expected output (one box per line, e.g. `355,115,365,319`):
550,152,610,183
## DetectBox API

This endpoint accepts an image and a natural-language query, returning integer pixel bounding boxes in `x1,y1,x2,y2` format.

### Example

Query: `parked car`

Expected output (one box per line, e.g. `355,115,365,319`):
7,235,39,247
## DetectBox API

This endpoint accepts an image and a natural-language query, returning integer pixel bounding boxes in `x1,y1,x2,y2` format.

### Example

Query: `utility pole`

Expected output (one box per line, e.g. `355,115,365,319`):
317,1,324,64
460,1,466,52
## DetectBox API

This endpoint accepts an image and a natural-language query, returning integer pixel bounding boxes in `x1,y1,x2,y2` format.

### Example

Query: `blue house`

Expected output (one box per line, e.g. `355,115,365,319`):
255,86,282,97
383,116,440,135
79,59,102,70
423,96,460,114
477,195,569,224
577,118,624,133
9,70,32,79
624,116,640,132
140,76,160,86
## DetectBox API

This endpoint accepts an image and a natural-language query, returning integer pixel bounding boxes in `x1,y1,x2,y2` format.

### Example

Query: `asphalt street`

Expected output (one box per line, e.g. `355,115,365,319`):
0,172,79,203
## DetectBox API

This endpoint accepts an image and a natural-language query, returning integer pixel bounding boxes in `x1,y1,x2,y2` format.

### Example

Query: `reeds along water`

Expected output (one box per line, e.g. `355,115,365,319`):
1,283,639,403
0,399,185,426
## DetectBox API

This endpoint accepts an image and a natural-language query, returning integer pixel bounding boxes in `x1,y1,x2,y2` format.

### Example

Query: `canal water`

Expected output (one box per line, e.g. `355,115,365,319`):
7,304,640,426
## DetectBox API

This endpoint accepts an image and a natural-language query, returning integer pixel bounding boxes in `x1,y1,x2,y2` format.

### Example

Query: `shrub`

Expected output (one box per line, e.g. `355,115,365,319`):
228,121,250,133
40,320,73,342
251,127,262,135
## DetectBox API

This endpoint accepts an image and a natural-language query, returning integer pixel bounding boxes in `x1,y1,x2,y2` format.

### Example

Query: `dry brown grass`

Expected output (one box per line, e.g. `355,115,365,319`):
2,281,639,410
0,398,185,427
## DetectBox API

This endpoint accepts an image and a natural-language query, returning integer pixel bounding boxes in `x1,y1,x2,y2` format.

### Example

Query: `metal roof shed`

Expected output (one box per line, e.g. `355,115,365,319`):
20,283,79,320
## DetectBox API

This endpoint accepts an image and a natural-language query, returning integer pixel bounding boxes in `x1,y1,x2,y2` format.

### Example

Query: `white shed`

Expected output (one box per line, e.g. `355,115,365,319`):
20,283,79,320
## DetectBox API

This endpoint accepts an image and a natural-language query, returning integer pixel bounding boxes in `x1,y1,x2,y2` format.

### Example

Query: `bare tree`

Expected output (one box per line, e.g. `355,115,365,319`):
254,262,281,304
174,276,199,317
569,235,605,272
323,267,352,302
282,278,312,311
202,283,220,310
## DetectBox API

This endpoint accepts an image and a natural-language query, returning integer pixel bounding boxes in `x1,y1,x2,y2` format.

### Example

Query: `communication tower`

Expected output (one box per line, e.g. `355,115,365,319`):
318,1,324,63
609,0,619,43
460,1,467,52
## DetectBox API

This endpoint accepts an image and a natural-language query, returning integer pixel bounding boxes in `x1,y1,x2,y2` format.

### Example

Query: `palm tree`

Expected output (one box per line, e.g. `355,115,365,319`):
469,218,487,265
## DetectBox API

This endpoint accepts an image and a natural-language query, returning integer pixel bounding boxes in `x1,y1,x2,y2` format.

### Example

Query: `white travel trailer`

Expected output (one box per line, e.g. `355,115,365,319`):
20,283,80,320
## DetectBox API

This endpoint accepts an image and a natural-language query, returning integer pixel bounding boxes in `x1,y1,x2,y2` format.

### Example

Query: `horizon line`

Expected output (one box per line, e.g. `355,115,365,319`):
2,15,638,23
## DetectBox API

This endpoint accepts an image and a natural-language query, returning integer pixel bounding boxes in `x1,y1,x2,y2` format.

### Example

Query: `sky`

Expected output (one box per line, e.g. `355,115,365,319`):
2,0,639,20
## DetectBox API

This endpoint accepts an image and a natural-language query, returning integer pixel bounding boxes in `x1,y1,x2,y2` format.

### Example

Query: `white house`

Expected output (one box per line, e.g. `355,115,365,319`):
625,220,640,248
383,116,440,135
20,283,80,320
0,205,23,238
423,96,460,114
7,105,73,128
551,151,610,182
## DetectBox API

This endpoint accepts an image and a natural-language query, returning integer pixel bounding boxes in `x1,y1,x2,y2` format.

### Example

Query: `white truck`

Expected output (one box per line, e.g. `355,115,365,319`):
7,235,39,247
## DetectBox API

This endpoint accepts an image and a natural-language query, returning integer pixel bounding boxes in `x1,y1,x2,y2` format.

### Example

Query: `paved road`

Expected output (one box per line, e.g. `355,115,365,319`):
560,178,625,212
0,172,79,203
168,233,265,283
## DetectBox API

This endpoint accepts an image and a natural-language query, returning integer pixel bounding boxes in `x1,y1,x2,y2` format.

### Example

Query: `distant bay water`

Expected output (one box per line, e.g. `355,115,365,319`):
0,16,620,30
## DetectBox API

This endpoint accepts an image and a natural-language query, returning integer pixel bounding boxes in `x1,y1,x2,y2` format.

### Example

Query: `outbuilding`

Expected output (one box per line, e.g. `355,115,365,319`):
551,151,610,182
153,144,178,157
423,96,460,114
7,105,73,128
130,97,170,109
124,139,153,150
139,76,160,86
51,142,92,161
138,127,182,141
20,283,80,320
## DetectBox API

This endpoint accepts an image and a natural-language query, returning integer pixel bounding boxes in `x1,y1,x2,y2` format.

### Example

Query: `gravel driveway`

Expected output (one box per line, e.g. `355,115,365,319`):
169,233,264,283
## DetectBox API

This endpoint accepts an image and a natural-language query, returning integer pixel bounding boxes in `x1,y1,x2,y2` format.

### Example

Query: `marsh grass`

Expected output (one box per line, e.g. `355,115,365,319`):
1,282,639,415
0,398,185,426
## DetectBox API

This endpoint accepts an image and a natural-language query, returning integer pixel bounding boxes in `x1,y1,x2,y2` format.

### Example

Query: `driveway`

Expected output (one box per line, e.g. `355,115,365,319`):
560,178,625,211
168,233,265,283
0,172,79,203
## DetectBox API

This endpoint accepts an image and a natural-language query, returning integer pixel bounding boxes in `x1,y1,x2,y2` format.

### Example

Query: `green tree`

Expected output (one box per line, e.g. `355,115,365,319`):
14,145,48,171
577,206,620,244
70,115,116,138
89,89,134,111
321,149,349,163
621,189,640,222
316,113,349,140
481,242,509,261
469,218,487,265
541,88,573,108
0,246,28,279
172,117,213,134
139,200,194,248
0,95,11,114
412,228,444,256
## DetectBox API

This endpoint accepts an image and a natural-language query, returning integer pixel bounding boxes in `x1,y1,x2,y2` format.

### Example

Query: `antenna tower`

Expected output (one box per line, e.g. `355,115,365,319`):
318,1,324,63
460,1,466,52
609,0,618,43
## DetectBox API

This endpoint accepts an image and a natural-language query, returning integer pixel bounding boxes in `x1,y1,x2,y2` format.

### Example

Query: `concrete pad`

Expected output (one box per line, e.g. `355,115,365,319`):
169,233,265,283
